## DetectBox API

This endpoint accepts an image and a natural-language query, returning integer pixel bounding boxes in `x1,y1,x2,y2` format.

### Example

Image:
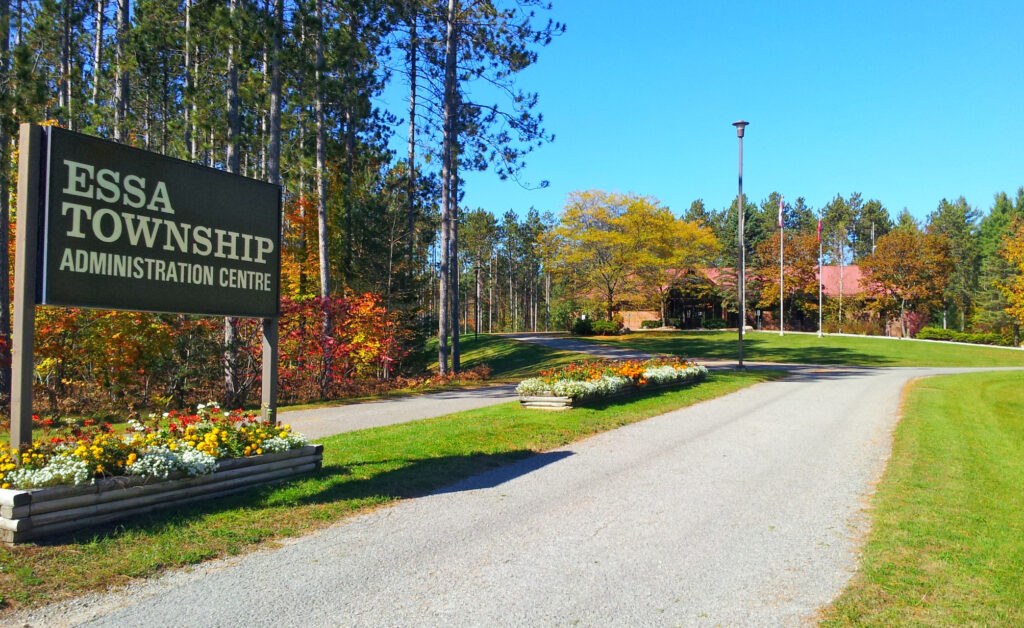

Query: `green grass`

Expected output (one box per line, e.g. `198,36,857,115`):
0,369,782,613
581,330,1024,367
821,371,1024,626
426,333,584,381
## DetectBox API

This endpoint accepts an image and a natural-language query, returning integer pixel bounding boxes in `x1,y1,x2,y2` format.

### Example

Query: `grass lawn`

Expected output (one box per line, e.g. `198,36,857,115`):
581,330,1024,367
0,369,783,613
426,333,584,382
821,371,1024,626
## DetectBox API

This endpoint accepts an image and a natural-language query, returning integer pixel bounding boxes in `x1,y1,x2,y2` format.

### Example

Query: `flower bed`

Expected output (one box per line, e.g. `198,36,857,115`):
516,358,708,409
0,403,319,543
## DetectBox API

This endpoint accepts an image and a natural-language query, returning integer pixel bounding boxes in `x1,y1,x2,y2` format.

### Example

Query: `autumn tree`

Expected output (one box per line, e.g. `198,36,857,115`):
860,229,953,338
635,218,719,327
547,190,670,321
998,219,1024,344
754,232,821,327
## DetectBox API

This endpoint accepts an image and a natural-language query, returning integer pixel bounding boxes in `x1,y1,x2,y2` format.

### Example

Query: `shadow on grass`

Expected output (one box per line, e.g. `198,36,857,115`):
31,449,571,547
462,339,565,379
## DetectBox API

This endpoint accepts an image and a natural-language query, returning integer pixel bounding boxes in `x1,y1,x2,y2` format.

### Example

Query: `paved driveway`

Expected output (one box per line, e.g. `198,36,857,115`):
19,365,1012,626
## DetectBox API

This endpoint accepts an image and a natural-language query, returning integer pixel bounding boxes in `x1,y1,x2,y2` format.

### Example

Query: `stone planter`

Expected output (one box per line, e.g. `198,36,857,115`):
0,444,323,544
519,376,704,410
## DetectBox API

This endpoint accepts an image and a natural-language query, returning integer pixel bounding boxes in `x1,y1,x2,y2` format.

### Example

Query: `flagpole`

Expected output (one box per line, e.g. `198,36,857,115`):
779,195,784,336
817,210,823,338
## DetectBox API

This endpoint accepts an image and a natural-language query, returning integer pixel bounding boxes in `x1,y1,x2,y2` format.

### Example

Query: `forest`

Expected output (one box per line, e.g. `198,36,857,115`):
0,0,565,415
1,0,1023,419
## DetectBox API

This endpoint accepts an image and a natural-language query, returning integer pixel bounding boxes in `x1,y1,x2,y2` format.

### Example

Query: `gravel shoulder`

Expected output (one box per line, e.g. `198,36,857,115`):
13,365,1001,627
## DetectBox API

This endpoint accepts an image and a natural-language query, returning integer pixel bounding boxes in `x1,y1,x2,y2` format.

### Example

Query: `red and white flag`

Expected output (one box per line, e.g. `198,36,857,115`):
817,212,822,242
778,195,784,228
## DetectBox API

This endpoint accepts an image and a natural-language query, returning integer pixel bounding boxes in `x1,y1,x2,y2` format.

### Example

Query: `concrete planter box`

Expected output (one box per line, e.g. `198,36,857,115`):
0,444,323,544
519,375,705,410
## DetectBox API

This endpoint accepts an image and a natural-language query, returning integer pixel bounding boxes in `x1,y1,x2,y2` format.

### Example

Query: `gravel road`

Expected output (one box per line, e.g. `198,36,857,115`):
15,365,1004,627
279,385,519,440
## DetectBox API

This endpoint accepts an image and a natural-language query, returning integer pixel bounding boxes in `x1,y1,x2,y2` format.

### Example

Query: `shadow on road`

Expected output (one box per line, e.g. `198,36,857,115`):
434,451,573,494
704,364,883,383
34,450,571,546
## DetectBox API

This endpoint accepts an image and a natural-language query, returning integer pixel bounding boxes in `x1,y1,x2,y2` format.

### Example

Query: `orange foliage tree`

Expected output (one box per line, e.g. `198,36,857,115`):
754,231,821,327
860,229,953,337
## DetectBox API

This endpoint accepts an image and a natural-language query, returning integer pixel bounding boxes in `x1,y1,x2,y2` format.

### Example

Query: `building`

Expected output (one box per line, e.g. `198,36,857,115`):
618,265,866,331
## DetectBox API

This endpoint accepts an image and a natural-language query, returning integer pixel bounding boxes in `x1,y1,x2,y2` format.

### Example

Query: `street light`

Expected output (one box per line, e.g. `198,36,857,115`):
732,120,748,370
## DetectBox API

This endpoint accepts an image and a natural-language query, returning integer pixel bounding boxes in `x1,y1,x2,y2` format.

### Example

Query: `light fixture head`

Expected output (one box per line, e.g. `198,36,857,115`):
732,120,749,138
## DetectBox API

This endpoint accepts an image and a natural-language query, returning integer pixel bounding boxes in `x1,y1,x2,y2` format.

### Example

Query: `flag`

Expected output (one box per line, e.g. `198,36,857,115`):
817,213,822,242
778,195,784,228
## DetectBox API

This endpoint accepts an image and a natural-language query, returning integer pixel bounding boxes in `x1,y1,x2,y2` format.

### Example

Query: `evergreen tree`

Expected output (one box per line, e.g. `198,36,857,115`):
927,196,980,330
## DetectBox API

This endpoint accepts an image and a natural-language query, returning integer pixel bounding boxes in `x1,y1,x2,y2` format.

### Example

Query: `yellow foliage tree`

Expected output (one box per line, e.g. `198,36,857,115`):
1000,221,1024,327
546,190,718,323
635,218,720,326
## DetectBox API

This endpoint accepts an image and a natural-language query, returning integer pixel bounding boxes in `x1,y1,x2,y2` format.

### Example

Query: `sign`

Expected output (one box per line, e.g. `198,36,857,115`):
40,127,281,317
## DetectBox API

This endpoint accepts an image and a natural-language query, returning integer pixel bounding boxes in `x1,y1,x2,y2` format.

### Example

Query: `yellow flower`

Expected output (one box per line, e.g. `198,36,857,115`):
1,483,8,489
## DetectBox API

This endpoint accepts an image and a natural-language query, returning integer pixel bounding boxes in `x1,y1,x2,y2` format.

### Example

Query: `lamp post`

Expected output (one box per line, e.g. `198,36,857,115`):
732,120,748,370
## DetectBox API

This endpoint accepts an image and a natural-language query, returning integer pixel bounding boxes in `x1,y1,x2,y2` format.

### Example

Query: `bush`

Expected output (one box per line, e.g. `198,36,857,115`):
640,320,661,329
591,320,620,335
916,327,1012,346
916,327,957,342
572,318,594,336
701,318,728,330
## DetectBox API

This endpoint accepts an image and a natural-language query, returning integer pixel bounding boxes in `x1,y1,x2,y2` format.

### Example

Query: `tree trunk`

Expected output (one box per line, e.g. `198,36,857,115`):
183,0,192,157
438,210,449,374
113,0,129,141
223,0,241,408
437,0,458,375
899,298,907,339
91,0,104,105
314,0,329,311
475,263,481,338
267,0,282,187
450,152,460,372
488,254,493,333
544,272,550,331
406,4,417,258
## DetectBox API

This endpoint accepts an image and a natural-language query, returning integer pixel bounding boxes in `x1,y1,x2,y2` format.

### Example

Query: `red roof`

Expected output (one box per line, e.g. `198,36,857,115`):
698,265,865,296
818,265,865,297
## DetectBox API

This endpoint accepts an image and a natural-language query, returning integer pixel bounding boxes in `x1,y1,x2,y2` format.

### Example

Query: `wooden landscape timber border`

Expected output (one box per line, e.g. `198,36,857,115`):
519,375,706,410
0,444,323,544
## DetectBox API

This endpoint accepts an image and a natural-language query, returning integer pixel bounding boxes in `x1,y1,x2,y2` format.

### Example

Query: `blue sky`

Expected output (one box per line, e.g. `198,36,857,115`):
434,1,1024,222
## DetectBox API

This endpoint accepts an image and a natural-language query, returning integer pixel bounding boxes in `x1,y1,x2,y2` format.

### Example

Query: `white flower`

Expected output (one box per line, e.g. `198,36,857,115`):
7,456,92,488
260,432,308,453
128,444,217,479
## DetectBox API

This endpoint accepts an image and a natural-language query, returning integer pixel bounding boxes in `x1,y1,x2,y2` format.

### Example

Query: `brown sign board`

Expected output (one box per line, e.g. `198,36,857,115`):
39,127,281,317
